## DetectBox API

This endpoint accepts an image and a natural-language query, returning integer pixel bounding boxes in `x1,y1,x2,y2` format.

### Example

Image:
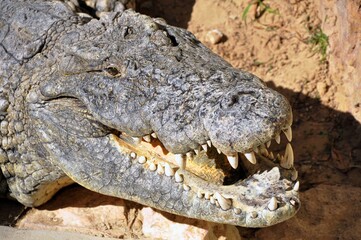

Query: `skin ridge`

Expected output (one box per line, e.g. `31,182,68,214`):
0,0,299,227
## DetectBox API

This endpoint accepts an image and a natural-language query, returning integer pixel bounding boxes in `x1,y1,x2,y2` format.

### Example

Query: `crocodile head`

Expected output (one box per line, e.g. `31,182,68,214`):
8,9,299,227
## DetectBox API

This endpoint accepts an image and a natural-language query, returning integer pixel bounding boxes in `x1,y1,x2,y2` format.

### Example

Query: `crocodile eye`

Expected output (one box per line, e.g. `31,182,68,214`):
104,66,120,76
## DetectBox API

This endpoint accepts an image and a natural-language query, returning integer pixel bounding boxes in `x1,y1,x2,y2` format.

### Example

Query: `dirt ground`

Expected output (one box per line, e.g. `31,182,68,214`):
2,0,361,239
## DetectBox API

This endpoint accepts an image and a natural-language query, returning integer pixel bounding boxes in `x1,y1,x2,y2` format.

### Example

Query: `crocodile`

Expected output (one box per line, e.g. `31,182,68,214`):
0,0,300,227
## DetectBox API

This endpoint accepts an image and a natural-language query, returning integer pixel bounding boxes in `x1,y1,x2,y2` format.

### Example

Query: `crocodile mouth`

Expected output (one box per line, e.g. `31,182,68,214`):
110,124,299,220
33,95,299,226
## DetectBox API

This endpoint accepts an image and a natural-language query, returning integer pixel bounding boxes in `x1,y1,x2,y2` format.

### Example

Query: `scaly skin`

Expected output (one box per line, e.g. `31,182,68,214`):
0,0,299,227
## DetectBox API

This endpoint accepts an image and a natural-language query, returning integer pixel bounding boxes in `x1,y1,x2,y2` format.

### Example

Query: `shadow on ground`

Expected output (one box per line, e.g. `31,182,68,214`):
136,0,196,28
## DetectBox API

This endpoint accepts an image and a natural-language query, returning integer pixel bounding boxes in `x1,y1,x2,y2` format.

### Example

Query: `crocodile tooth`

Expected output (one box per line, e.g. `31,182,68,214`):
268,197,278,211
138,156,147,164
130,152,136,158
132,137,141,144
157,164,164,175
151,133,157,138
290,199,296,206
266,141,271,148
197,190,204,198
226,154,238,169
149,163,157,171
186,151,193,159
175,154,186,169
281,143,294,169
283,127,292,142
175,171,183,183
214,192,232,211
143,135,151,142
233,208,241,214
260,147,269,157
216,148,221,154
293,181,300,191
164,163,175,176
194,148,200,155
215,201,220,208
269,151,275,160
183,184,190,191
201,144,208,151
275,134,281,144
282,127,292,142
204,192,211,200
210,196,215,204
244,152,257,164
207,140,212,147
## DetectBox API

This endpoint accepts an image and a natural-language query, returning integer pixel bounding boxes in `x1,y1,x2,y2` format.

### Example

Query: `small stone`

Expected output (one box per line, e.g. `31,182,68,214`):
206,29,224,45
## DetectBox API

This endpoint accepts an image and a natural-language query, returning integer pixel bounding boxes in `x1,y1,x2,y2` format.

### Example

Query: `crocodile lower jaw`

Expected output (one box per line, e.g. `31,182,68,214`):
109,130,300,226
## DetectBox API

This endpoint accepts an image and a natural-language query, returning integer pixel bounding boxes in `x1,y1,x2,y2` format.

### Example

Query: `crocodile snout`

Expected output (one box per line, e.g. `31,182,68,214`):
203,83,292,156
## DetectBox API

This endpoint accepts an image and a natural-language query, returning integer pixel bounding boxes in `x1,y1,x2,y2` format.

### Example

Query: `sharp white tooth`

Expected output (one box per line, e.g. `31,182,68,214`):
138,156,147,164
157,164,164,175
175,154,186,169
207,140,212,147
197,190,204,198
283,127,292,142
226,154,239,169
175,171,183,183
290,199,296,206
130,152,136,158
281,143,294,169
233,208,241,214
214,192,232,211
266,141,271,148
149,162,157,171
186,151,193,159
183,184,190,191
210,196,215,204
164,163,175,176
269,151,275,160
260,148,269,157
244,152,257,164
204,192,211,200
132,137,141,144
293,181,300,191
268,197,278,211
151,133,157,138
275,134,281,144
194,148,200,155
201,144,208,151
143,135,151,142
216,148,221,154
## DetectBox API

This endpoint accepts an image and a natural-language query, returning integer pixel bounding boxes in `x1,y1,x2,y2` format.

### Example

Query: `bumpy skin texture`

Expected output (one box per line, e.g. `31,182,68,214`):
0,0,299,227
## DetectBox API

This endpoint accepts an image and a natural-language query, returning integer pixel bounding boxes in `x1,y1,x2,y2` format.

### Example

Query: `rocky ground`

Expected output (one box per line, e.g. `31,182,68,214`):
1,0,361,239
